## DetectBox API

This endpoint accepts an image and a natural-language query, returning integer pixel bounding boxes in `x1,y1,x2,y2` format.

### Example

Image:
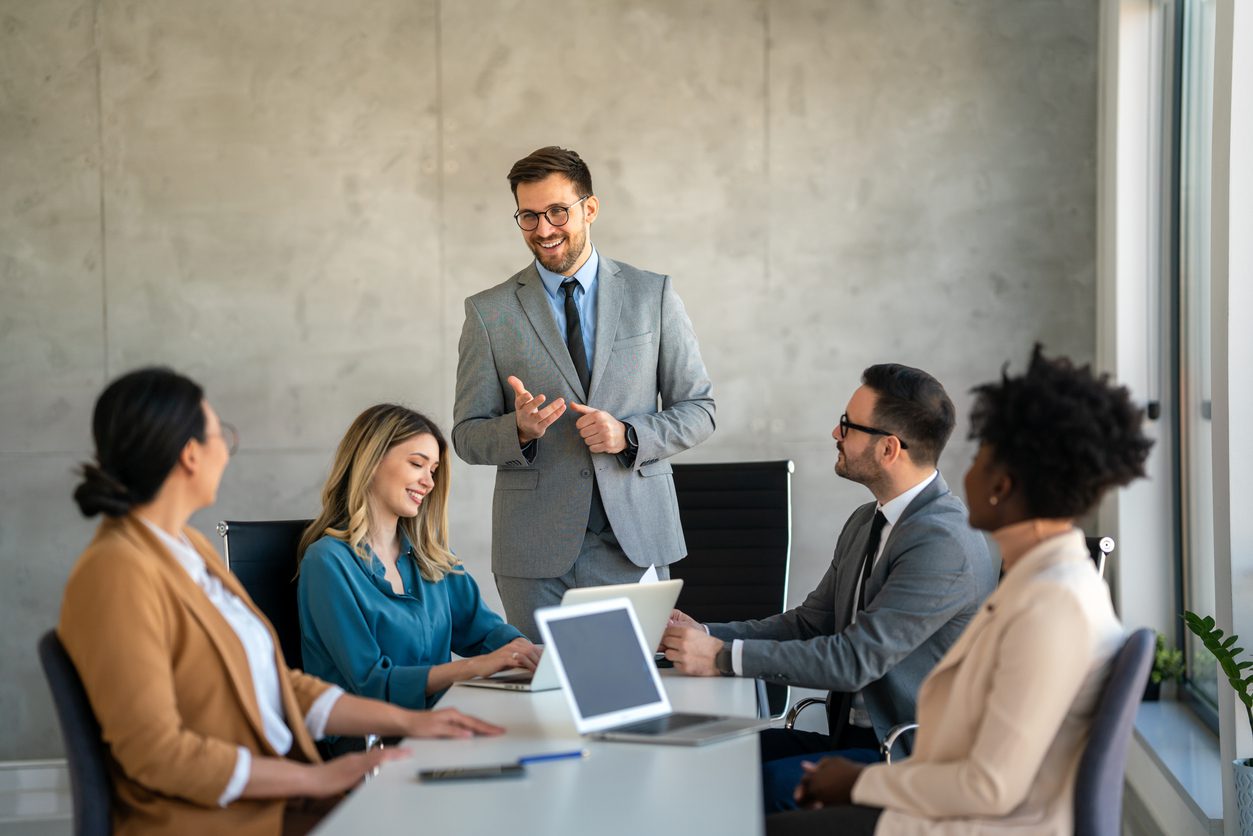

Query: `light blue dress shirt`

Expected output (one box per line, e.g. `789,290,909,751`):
534,246,599,375
297,535,522,710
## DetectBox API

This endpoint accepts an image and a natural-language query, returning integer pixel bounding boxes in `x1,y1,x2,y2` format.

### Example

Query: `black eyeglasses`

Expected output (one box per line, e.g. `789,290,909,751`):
839,413,909,449
513,195,590,231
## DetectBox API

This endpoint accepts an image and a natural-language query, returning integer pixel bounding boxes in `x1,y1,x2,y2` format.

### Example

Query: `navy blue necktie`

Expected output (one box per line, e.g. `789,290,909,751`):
561,279,591,394
857,511,888,611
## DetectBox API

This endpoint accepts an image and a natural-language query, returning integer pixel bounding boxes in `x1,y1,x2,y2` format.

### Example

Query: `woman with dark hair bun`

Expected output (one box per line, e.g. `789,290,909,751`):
771,345,1153,836
59,368,502,836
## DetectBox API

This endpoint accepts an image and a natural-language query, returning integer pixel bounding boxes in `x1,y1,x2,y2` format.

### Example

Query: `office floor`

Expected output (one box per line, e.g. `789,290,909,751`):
0,763,70,836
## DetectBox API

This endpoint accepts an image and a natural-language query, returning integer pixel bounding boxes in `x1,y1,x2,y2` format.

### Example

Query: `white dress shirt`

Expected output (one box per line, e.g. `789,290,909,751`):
141,519,343,805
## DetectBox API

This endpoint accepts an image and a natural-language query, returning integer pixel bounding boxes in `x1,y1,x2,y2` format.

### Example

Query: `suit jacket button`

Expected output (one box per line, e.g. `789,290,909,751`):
581,468,591,478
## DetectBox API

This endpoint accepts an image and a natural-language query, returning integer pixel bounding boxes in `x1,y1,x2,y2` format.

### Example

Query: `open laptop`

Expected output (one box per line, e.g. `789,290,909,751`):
460,579,684,693
536,597,769,745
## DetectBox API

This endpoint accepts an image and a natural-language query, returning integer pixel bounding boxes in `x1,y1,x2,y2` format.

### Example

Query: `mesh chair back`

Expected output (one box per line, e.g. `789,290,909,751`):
38,630,113,836
217,519,312,669
668,461,793,624
1073,627,1154,836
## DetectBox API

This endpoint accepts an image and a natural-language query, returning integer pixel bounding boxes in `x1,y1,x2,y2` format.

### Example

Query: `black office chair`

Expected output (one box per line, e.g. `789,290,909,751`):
38,630,113,836
218,519,383,757
216,519,312,669
670,460,794,716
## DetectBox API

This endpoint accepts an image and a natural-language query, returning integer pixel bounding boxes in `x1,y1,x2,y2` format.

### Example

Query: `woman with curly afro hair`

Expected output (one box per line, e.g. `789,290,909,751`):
771,345,1153,836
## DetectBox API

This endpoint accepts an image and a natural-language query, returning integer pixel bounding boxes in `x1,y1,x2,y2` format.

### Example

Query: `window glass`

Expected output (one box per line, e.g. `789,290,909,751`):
1177,0,1218,710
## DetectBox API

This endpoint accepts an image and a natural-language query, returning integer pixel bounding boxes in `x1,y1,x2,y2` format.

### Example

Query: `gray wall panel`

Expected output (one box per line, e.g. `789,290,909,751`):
0,0,104,453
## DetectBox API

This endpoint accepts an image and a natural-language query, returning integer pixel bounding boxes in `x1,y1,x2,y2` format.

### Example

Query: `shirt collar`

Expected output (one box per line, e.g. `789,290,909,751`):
536,246,599,300
877,470,938,526
138,516,208,585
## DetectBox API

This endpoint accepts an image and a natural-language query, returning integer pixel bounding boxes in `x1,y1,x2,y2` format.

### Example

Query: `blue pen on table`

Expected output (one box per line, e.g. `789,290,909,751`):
516,749,588,766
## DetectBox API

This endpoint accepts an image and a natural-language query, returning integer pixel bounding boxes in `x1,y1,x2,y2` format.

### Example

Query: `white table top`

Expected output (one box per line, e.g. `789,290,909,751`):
314,671,766,836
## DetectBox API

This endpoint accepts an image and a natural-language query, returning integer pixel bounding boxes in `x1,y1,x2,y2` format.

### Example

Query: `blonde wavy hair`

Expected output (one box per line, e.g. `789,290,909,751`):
298,404,460,582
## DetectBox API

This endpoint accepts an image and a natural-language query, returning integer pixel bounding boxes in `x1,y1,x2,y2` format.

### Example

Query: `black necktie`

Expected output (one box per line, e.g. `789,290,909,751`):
561,279,592,395
560,278,606,533
856,510,888,612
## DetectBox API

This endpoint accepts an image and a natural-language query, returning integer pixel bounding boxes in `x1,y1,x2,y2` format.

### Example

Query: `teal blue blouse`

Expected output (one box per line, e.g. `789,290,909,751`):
297,535,521,709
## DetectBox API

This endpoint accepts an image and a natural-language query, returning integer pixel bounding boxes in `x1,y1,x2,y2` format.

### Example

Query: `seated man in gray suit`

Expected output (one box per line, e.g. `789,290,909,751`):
663,363,996,813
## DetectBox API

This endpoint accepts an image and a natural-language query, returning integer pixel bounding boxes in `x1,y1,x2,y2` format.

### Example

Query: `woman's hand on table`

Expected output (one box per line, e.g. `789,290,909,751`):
793,757,865,809
405,707,504,739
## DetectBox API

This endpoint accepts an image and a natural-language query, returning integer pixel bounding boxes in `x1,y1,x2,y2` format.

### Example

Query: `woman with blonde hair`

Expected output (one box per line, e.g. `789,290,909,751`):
298,404,539,729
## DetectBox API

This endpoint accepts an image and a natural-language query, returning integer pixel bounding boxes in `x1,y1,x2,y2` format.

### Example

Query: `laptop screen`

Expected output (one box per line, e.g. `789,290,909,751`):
542,605,665,722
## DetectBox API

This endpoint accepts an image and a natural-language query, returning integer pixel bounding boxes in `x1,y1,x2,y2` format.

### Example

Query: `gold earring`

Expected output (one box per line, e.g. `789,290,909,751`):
989,496,999,506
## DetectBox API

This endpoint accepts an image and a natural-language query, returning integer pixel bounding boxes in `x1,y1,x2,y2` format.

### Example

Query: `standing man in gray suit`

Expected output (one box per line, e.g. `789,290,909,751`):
663,364,995,813
453,146,716,641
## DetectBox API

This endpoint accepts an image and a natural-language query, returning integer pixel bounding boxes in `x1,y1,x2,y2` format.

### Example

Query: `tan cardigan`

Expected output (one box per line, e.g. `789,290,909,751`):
851,530,1124,836
58,514,330,836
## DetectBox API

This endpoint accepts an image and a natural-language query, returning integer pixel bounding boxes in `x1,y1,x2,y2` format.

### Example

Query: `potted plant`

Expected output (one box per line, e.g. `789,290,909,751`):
1184,611,1253,835
1144,632,1186,701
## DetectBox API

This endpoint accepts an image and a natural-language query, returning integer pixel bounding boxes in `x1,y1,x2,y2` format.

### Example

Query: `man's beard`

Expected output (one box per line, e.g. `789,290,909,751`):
531,226,587,274
836,445,882,490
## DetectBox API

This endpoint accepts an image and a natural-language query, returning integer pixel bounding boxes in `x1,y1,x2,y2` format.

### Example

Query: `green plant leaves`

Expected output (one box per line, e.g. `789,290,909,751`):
1184,610,1253,739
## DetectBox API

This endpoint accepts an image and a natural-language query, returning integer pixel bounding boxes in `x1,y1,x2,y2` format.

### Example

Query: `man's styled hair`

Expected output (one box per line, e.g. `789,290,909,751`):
507,146,594,198
861,364,957,467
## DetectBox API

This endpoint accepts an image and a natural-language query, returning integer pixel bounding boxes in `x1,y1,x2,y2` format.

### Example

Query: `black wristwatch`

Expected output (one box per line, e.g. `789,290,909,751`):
714,642,735,677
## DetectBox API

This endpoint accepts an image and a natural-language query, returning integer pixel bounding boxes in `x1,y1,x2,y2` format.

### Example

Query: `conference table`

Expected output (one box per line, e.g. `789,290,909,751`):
314,671,768,836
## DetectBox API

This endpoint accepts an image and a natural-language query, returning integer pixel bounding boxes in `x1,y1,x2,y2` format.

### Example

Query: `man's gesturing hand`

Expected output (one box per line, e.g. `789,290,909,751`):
508,375,566,444
569,403,627,454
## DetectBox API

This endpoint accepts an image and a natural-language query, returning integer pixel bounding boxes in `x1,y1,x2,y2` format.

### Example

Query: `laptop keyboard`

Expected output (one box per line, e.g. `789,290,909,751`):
613,713,722,735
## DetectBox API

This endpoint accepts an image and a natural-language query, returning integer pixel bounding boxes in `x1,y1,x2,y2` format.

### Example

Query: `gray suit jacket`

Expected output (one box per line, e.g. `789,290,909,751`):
452,256,715,579
707,473,996,745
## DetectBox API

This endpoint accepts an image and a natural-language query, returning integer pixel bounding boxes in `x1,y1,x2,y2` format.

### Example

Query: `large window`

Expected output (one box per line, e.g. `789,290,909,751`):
1175,0,1219,721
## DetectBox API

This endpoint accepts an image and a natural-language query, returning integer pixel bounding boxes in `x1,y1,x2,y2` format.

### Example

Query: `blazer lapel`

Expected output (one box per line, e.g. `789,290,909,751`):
119,517,274,753
515,264,587,399
588,256,623,402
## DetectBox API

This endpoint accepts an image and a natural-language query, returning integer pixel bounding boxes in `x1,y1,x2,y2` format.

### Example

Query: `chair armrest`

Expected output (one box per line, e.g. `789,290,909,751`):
879,722,918,764
783,697,827,730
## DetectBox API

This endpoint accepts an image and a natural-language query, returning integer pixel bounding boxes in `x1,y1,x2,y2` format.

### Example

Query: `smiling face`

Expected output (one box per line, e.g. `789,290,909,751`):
515,173,598,275
368,432,440,521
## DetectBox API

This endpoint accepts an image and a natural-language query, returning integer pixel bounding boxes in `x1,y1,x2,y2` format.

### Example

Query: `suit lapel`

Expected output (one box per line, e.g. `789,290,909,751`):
119,517,274,753
515,264,587,399
832,505,877,626
863,474,950,601
588,256,623,402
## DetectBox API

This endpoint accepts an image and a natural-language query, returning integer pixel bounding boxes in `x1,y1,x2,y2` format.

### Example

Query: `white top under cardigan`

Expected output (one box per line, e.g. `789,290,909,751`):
141,519,343,806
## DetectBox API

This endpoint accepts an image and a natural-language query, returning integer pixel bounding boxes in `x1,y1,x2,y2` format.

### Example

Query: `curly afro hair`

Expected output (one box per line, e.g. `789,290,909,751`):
968,344,1154,519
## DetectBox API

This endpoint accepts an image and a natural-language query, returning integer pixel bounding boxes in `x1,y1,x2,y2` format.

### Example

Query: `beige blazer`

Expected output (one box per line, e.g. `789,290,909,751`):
851,530,1124,836
58,515,331,836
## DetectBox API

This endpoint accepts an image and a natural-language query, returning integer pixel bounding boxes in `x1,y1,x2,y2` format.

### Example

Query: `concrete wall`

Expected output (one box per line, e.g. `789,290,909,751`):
0,0,1098,760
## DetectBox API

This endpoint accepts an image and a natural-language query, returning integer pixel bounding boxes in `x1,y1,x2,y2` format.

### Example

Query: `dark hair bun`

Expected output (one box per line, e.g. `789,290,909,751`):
73,462,136,518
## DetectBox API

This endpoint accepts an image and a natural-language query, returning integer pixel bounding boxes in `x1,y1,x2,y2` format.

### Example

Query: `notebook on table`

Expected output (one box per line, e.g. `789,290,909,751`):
460,579,684,693
535,597,769,745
